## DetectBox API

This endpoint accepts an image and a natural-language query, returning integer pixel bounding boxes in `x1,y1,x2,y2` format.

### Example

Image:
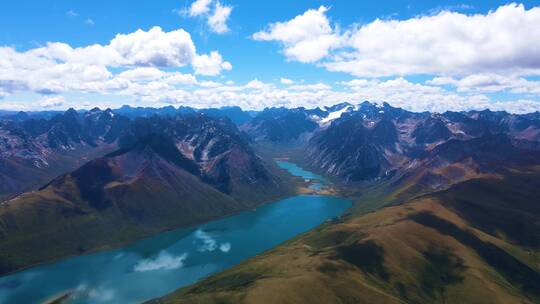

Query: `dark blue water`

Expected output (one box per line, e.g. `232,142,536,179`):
0,162,351,304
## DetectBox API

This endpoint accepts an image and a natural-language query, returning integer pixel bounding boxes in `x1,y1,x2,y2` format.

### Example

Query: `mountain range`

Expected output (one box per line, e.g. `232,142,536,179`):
0,110,293,274
1,101,539,303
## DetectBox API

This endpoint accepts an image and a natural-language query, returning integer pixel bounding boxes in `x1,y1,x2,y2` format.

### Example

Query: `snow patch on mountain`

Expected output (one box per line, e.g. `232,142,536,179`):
319,105,357,126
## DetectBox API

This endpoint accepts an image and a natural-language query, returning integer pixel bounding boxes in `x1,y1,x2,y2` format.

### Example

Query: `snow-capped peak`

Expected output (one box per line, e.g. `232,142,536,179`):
319,105,356,125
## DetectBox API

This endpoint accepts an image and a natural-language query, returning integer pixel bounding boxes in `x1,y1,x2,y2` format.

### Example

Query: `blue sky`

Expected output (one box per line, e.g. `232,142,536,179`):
1,0,540,112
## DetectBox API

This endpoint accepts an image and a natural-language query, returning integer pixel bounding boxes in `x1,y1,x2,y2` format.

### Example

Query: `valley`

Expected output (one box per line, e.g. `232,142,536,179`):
148,102,540,304
0,102,539,304
152,167,540,304
0,161,350,304
2,2,540,303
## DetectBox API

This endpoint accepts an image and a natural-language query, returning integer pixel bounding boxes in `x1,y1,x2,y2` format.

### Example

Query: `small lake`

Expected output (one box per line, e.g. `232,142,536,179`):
275,161,328,191
0,161,351,304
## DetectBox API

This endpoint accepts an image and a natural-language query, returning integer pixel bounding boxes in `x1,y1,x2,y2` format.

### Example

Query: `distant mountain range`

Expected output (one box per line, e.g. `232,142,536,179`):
2,101,540,219
2,100,540,204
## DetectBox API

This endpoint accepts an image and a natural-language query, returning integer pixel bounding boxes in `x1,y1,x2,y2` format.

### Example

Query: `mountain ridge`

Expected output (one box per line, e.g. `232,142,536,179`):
0,113,295,275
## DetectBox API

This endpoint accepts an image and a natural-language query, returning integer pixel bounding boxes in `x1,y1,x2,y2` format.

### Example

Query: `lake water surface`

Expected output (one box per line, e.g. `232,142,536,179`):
0,161,351,304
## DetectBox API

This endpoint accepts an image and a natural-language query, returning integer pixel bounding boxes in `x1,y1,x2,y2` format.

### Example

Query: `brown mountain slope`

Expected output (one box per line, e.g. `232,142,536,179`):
0,135,295,275
382,133,540,204
0,108,129,201
150,169,540,304
0,143,118,202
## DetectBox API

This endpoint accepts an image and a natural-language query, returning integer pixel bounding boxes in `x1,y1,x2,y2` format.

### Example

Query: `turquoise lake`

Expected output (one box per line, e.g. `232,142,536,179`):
0,162,351,304
275,161,328,190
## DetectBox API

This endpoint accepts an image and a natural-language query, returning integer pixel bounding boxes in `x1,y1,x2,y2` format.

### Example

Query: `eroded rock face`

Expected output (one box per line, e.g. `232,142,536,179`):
0,108,270,201
304,102,540,183
116,114,270,196
0,108,129,200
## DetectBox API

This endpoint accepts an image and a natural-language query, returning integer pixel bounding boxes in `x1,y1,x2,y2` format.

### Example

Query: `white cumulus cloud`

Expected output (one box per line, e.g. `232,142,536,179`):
188,0,212,17
193,51,232,76
116,67,165,81
244,78,267,89
184,0,233,34
254,4,540,78
327,4,540,77
4,26,229,70
207,2,233,34
107,27,196,67
280,78,294,85
252,6,344,63
428,74,540,94
0,26,231,97
289,83,331,91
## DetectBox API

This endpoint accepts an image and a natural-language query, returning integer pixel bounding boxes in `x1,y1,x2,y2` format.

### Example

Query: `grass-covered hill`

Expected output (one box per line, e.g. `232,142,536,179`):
149,168,540,304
